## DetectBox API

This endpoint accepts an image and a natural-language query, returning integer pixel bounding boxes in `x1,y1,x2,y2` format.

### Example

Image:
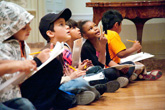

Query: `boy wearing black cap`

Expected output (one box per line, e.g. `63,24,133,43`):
39,8,72,44
38,8,100,106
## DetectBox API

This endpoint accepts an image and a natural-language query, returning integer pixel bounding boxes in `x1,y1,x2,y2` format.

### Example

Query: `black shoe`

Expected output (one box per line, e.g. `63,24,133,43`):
89,79,108,86
94,84,107,95
94,80,120,95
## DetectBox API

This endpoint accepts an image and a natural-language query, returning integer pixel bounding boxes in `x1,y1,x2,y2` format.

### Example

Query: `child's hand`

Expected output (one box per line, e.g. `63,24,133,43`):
69,70,86,80
132,41,142,52
78,61,88,70
17,60,37,74
37,48,51,63
63,65,74,76
99,32,107,45
82,59,93,69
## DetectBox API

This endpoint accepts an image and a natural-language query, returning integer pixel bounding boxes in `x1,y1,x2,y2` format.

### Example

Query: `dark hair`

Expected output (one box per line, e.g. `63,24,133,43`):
66,19,77,28
77,20,90,37
46,23,55,43
39,8,72,43
102,10,123,34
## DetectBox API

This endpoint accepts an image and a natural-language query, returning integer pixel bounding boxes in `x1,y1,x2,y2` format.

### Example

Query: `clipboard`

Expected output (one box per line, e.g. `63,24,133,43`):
72,38,83,67
0,42,64,94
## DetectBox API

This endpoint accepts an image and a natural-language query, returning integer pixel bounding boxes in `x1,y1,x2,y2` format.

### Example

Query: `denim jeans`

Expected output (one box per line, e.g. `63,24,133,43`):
59,77,100,99
0,98,36,110
87,66,119,81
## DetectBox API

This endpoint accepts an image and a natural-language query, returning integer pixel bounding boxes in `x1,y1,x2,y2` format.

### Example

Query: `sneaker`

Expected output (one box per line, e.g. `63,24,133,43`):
94,80,120,95
117,77,129,88
89,79,108,86
76,91,96,105
105,80,120,92
94,84,106,95
129,73,138,81
139,70,162,80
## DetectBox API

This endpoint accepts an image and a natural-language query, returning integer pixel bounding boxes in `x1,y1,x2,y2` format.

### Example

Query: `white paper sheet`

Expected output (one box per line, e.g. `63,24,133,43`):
120,52,154,63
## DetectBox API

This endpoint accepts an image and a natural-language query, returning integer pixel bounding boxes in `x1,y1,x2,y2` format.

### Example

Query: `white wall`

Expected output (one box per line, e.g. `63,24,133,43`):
66,0,93,21
66,0,92,14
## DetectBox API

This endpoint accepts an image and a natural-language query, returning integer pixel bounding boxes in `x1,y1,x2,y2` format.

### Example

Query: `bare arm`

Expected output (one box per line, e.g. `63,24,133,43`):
117,41,142,58
0,60,36,76
98,33,107,65
0,60,15,64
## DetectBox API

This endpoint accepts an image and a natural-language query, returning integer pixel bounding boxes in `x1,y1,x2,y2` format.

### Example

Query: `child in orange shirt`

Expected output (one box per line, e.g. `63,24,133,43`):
101,9,162,80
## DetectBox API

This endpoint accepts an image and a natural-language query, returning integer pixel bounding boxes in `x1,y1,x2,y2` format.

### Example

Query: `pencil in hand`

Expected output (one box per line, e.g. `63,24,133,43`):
65,63,77,71
127,39,136,43
29,49,53,55
29,51,41,55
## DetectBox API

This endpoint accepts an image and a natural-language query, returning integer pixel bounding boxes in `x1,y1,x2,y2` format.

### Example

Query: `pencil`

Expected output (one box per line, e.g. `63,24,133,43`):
29,51,41,55
84,65,87,69
65,63,77,71
127,39,136,43
29,49,53,55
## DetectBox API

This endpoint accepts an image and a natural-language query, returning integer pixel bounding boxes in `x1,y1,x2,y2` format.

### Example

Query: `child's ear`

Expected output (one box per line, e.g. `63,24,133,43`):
114,22,119,29
46,30,55,38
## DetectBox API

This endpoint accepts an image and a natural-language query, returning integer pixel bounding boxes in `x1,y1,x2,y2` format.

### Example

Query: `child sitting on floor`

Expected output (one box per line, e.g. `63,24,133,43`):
59,19,120,98
79,20,135,88
38,9,103,106
101,9,162,81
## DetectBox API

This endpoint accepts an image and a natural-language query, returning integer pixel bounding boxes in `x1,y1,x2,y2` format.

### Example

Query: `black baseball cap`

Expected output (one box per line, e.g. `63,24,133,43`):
39,8,72,41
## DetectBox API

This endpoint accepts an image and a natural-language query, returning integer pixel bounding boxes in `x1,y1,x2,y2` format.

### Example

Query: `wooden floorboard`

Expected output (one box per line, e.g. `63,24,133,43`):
70,70,165,110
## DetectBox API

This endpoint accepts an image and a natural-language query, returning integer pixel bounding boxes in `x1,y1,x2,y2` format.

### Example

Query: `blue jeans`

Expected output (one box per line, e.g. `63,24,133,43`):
0,98,36,110
87,66,119,81
59,77,100,99
59,77,90,94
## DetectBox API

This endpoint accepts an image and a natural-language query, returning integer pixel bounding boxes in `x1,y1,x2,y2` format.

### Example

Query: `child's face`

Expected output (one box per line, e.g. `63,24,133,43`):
69,26,81,40
13,23,31,41
82,21,101,39
52,18,71,43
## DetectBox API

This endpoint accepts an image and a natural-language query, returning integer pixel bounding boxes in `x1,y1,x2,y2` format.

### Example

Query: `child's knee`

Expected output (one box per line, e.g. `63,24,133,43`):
17,98,36,110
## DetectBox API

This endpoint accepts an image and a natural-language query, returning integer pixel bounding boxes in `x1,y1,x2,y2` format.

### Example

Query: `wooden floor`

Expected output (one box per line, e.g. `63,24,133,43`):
70,70,165,110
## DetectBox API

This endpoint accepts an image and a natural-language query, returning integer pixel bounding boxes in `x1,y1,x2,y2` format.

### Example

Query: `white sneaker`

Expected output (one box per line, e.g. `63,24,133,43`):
117,77,129,88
